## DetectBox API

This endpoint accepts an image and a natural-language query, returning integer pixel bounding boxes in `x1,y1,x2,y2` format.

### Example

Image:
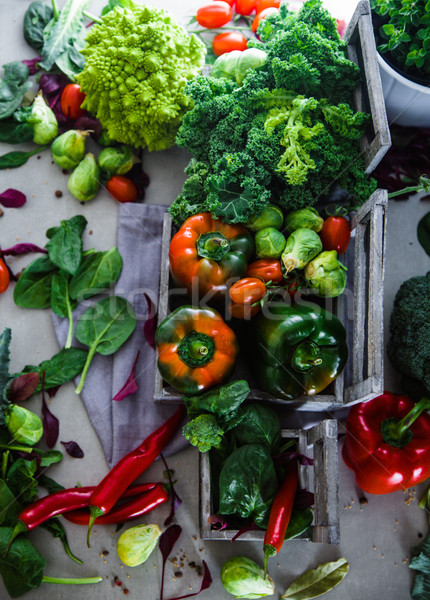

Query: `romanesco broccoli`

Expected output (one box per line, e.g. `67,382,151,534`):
77,3,205,150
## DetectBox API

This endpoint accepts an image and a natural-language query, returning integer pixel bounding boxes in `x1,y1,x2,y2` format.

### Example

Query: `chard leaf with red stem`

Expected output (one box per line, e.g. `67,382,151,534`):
231,522,261,542
8,372,39,403
165,561,212,600
41,372,59,449
0,189,26,208
208,514,228,531
113,349,140,401
159,524,182,600
1,243,47,256
143,293,157,349
61,440,84,458
294,489,315,510
161,453,182,526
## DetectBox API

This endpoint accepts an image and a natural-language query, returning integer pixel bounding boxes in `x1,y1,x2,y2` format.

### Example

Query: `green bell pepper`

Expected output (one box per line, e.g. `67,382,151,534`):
248,302,348,400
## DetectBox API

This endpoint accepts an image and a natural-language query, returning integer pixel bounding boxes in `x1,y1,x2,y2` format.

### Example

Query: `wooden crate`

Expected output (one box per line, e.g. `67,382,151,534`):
153,188,387,410
200,420,339,543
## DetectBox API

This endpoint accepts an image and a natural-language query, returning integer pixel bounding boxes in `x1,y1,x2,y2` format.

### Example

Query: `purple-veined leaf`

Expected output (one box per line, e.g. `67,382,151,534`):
160,453,182,526
41,372,59,449
0,189,26,208
74,115,102,140
22,57,41,75
143,293,157,349
61,440,84,458
294,489,315,510
1,243,47,256
165,561,212,600
112,349,140,402
127,163,150,201
231,522,261,542
8,372,39,403
47,385,61,398
159,524,182,600
208,514,228,531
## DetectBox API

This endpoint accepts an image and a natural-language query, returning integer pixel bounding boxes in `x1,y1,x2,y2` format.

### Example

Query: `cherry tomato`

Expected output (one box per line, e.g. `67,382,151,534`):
212,31,248,55
228,302,260,319
246,259,283,283
196,1,233,28
229,276,267,305
251,6,278,32
106,175,138,203
235,0,257,15
0,258,10,294
60,84,86,120
256,0,280,12
320,215,351,255
217,0,235,4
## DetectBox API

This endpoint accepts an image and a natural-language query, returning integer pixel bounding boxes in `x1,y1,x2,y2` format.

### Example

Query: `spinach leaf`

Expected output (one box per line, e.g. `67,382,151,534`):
184,380,250,422
0,329,12,401
410,531,430,599
40,518,83,564
6,458,38,504
219,444,278,527
0,527,45,598
75,296,136,393
69,247,123,300
0,480,22,526
0,147,46,170
46,215,87,276
38,474,65,494
0,62,32,121
36,449,63,468
234,403,281,452
51,272,76,348
0,119,33,144
40,0,89,72
285,508,313,541
23,1,54,51
16,347,88,393
418,212,430,257
13,255,57,309
281,558,349,600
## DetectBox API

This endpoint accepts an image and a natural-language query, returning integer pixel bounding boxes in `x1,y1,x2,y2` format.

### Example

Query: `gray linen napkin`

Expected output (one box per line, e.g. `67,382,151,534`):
52,203,188,467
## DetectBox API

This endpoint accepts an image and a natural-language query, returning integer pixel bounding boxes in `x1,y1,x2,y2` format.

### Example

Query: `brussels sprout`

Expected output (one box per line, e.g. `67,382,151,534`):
211,48,267,86
5,405,43,446
281,228,323,272
68,152,100,202
51,130,89,169
28,91,58,145
116,524,161,567
221,556,275,599
246,205,284,232
284,207,324,235
98,146,135,177
304,250,347,297
255,227,286,259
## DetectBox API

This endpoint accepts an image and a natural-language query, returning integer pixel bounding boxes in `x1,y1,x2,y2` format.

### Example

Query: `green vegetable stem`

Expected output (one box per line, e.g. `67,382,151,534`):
0,147,48,170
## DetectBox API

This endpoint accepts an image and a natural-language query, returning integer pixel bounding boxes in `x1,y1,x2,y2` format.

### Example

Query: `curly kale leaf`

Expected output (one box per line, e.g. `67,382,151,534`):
169,159,210,226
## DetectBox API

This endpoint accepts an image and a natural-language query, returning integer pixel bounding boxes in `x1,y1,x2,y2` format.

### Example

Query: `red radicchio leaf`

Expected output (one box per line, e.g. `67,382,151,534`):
22,57,41,75
160,453,182,526
159,524,182,600
231,522,261,542
208,514,228,531
1,243,47,256
41,372,59,449
112,350,140,402
74,116,102,140
38,73,71,127
8,372,39,403
165,561,212,600
61,440,84,458
127,163,150,201
294,489,315,510
143,293,157,349
0,189,26,208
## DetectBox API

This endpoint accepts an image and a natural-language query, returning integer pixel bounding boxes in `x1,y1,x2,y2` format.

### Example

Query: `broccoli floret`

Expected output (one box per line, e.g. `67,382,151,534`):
387,272,430,396
77,4,205,150
182,414,224,453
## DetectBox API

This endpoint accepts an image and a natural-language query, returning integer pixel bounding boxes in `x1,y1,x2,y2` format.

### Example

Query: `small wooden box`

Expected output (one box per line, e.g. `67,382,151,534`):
200,420,339,543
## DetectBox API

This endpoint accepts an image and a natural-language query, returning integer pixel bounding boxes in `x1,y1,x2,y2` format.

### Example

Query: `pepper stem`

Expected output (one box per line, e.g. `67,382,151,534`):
291,340,322,373
86,506,104,548
381,397,430,448
177,332,215,368
42,575,103,585
196,232,231,261
263,544,276,579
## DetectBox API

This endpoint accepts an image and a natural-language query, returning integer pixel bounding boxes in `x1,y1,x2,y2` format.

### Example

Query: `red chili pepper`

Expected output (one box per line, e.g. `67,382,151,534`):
87,405,184,545
263,460,298,574
64,483,168,525
5,482,156,552
342,392,430,494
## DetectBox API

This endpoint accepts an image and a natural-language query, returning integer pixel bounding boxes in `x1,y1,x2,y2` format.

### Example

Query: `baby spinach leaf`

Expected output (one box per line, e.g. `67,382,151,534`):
75,296,136,393
101,0,135,16
0,329,12,401
24,1,54,51
69,247,123,300
36,449,63,468
51,272,76,348
418,212,430,257
219,444,278,527
40,518,83,564
234,403,281,452
0,480,22,526
0,147,46,170
0,527,45,598
281,558,349,600
0,119,33,144
0,62,32,121
6,458,38,505
13,255,57,309
410,531,430,599
285,508,314,541
16,347,88,393
184,380,250,424
46,215,87,276
40,0,89,72
38,474,65,494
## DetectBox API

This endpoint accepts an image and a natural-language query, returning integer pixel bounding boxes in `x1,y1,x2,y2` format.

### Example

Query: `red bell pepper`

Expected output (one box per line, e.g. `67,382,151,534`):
342,392,430,494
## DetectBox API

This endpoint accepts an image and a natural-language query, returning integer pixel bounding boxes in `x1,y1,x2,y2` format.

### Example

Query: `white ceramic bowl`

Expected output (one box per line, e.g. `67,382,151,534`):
377,53,430,127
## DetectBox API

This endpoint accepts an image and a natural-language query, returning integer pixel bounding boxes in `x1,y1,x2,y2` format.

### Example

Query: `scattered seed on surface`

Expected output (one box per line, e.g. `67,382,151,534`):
62,169,68,175
55,190,63,198
359,497,368,505
16,235,19,240
37,155,41,159
89,229,93,234
418,533,423,538
175,571,183,578
123,589,129,595
0,209,3,217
